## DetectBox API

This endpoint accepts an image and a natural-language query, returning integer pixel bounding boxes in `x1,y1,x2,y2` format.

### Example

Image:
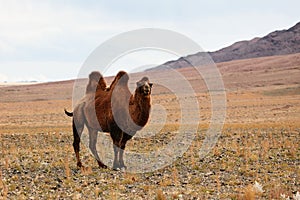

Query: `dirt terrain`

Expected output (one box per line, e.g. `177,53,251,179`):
0,53,299,199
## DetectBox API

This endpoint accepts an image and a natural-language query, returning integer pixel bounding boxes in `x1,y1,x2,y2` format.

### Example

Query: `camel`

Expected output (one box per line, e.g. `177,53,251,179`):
65,71,152,169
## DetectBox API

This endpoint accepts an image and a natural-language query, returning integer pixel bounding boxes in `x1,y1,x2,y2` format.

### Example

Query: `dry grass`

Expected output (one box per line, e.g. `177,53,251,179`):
0,124,298,199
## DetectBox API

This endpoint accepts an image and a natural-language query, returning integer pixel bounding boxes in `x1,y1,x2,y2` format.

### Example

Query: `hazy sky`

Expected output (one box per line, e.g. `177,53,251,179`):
0,0,299,82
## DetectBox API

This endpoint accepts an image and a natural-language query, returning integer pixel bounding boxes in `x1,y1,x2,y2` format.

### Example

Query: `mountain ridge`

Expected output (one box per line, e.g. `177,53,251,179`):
151,21,300,70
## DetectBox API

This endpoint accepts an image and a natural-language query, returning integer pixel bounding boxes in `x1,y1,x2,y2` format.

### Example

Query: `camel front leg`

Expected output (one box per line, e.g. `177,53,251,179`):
88,128,107,169
110,129,123,170
119,145,126,169
113,144,120,170
119,133,133,169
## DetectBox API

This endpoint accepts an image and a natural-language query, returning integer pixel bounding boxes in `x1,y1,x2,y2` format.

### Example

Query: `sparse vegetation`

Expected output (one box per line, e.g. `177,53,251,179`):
0,55,299,198
0,125,299,199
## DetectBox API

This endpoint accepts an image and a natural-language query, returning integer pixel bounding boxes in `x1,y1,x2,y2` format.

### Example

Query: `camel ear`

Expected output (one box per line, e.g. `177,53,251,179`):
149,83,153,88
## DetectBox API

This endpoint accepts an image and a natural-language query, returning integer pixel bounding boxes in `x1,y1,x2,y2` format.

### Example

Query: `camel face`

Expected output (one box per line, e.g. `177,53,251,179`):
136,77,153,96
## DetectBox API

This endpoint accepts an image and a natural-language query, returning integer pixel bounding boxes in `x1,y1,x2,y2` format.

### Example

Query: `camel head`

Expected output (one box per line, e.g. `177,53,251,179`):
136,77,153,97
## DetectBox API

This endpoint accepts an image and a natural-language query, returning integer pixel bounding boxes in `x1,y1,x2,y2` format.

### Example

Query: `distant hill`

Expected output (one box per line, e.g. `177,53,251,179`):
150,21,300,70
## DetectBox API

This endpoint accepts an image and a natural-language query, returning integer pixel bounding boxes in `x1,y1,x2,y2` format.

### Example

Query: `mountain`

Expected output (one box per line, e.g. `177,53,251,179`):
210,21,300,62
150,21,300,70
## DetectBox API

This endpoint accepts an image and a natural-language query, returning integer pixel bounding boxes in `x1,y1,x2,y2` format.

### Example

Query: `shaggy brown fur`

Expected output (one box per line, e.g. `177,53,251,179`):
65,71,152,169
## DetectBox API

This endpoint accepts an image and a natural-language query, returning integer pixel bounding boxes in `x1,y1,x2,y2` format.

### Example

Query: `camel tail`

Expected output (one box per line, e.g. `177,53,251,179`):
64,109,73,117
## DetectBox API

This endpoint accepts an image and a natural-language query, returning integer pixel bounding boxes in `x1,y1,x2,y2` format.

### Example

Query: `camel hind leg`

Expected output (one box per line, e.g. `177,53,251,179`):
88,128,107,169
72,119,83,168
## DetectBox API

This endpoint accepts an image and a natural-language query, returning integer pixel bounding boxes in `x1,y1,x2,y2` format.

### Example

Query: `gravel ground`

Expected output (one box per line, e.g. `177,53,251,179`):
1,126,299,199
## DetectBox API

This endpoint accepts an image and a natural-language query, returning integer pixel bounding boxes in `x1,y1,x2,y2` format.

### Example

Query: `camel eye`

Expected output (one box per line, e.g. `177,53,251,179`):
149,83,153,88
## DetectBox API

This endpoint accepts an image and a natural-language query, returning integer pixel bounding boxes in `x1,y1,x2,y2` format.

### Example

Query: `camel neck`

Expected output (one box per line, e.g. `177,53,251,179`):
131,93,151,127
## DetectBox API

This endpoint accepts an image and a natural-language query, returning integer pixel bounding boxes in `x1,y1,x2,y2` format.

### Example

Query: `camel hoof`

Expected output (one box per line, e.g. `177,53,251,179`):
99,164,108,169
97,161,107,169
113,162,120,170
120,165,127,170
77,162,83,168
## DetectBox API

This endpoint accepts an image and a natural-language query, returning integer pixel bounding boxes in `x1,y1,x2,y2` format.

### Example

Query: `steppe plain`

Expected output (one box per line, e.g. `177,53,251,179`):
0,53,299,199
